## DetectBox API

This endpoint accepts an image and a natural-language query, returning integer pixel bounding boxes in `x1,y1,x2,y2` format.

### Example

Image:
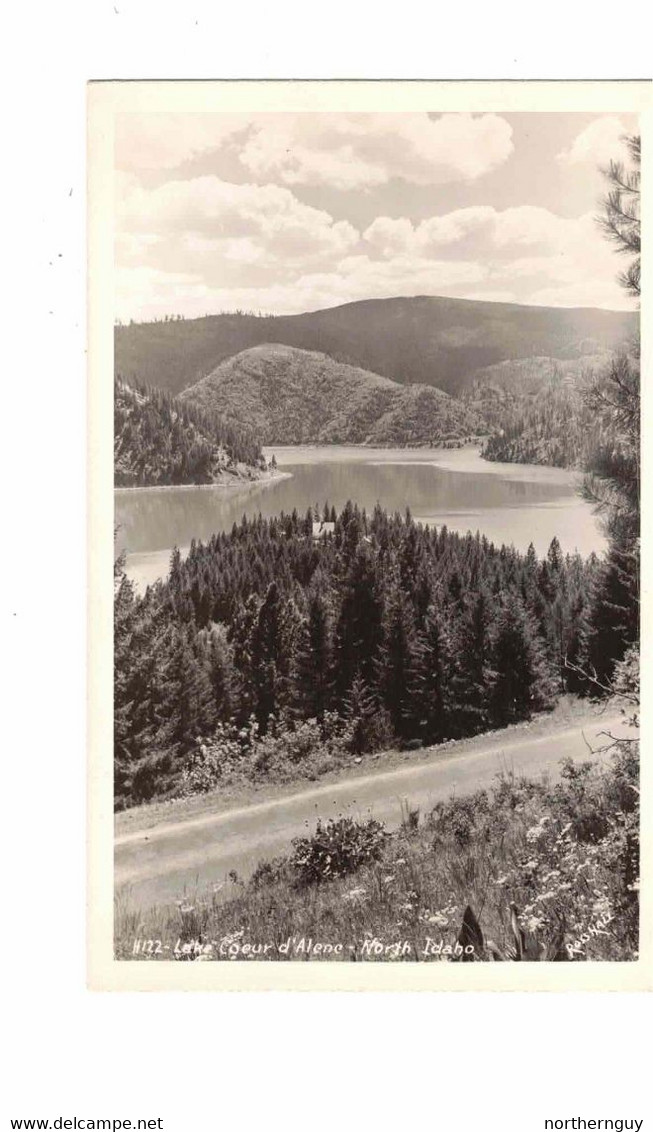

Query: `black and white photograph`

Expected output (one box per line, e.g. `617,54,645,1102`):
88,82,649,986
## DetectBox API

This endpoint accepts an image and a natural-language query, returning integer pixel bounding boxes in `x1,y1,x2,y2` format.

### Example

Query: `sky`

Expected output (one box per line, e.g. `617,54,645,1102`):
114,111,639,322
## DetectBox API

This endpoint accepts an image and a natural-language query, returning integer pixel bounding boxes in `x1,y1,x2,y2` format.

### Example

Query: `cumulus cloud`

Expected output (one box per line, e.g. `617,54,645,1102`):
361,205,627,308
238,113,514,188
556,116,629,167
115,257,490,323
115,112,514,187
363,205,616,264
115,172,630,321
118,174,359,264
115,113,252,171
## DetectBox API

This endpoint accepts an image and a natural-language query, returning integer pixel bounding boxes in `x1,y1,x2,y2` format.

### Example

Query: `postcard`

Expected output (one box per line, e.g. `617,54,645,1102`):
87,80,652,989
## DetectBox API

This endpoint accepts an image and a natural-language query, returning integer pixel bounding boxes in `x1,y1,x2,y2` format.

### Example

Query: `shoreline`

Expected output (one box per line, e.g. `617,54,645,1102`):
263,442,581,486
115,468,291,494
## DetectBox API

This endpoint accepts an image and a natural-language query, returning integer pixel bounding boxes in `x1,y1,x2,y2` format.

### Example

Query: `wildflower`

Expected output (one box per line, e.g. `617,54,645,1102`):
526,817,550,843
541,870,561,884
592,895,612,918
343,887,367,901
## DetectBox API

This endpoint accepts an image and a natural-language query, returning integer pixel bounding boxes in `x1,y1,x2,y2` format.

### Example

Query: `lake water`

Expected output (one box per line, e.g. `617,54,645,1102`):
115,446,606,592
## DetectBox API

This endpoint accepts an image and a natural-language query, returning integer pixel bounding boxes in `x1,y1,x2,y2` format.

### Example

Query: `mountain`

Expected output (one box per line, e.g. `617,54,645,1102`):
114,379,266,488
178,344,485,446
114,296,637,398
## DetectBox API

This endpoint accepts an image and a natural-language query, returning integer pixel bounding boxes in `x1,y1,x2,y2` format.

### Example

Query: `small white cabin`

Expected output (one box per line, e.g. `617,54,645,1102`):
312,521,335,540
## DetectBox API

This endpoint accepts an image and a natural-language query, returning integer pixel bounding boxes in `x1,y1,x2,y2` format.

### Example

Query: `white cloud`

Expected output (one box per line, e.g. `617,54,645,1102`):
115,176,630,320
115,112,514,188
118,175,359,265
115,113,252,171
115,265,217,322
364,205,591,257
239,113,514,188
115,257,490,323
365,207,497,255
556,116,629,167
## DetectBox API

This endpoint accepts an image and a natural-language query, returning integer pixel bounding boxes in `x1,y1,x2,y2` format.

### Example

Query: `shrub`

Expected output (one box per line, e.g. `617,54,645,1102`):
249,856,290,890
253,718,336,777
178,717,259,796
178,712,362,795
430,791,492,848
290,817,388,887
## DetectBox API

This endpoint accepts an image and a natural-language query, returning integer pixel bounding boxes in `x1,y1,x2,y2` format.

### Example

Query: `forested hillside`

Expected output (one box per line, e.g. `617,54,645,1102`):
179,344,484,446
114,507,606,808
476,348,638,469
114,296,636,398
469,356,605,468
115,379,266,487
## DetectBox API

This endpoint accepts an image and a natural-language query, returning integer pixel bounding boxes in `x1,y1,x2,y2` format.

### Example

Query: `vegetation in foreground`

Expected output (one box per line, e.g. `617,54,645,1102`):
115,703,639,963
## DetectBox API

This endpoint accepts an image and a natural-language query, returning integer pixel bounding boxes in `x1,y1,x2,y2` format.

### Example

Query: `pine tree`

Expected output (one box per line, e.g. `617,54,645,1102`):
250,582,284,732
410,602,455,743
293,590,333,718
378,579,417,738
343,675,379,755
153,625,216,756
489,600,555,726
581,544,639,685
333,544,383,697
579,134,640,686
598,134,640,299
450,590,493,734
204,622,236,721
114,552,137,800
227,593,260,723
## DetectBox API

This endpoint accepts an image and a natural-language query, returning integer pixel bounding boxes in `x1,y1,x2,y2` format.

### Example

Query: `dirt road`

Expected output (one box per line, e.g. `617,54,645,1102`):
115,711,632,910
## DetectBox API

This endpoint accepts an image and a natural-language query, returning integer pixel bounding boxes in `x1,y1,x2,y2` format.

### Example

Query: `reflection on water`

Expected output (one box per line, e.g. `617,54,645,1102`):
115,447,605,591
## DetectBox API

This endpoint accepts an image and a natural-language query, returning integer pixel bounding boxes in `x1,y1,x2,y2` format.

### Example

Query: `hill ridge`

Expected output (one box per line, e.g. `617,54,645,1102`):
115,294,637,399
179,343,484,447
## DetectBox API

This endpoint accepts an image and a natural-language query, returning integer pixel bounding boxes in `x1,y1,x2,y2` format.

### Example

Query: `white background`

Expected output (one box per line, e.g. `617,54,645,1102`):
3,4,652,1129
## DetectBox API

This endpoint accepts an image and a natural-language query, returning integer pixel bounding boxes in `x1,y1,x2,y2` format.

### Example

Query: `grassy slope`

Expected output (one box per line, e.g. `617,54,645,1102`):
115,718,638,963
179,343,484,446
115,296,637,397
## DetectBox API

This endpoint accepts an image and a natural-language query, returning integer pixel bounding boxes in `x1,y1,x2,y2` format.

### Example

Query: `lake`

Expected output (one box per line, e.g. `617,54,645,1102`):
115,446,606,592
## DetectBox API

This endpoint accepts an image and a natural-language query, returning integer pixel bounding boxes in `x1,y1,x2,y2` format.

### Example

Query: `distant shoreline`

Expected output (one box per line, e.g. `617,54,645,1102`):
115,468,291,494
